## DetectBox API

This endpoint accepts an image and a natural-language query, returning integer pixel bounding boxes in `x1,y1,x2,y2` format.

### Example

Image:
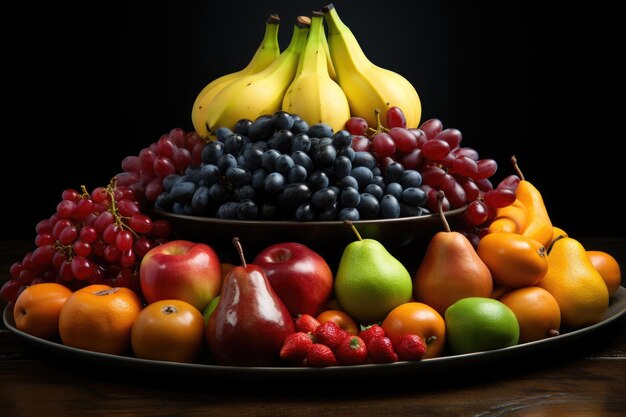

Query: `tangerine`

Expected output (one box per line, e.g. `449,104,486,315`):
58,284,143,355
381,302,446,359
316,309,359,335
498,286,561,344
13,282,73,340
587,250,621,297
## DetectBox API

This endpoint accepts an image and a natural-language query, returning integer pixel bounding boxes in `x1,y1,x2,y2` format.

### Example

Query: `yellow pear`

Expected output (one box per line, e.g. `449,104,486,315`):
537,236,609,328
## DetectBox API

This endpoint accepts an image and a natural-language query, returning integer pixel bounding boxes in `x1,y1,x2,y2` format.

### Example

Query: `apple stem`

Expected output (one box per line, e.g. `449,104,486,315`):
510,155,525,181
436,190,451,233
343,220,363,241
232,237,247,268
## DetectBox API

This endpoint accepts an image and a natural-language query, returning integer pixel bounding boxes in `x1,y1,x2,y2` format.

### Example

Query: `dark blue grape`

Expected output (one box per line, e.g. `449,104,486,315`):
217,201,239,219
318,203,338,220
291,118,309,135
385,182,403,199
295,203,316,221
385,161,405,183
264,172,286,195
225,166,251,187
308,123,333,139
154,192,173,211
248,115,275,140
198,164,220,186
162,174,184,192
234,118,252,136
191,186,210,213
291,133,311,153
171,201,187,215
333,155,352,178
309,170,330,190
364,183,384,201
314,143,337,167
224,133,245,155
215,127,233,143
372,166,382,177
209,182,227,202
350,166,373,190
272,111,295,131
401,187,428,206
400,170,423,188
237,199,258,220
288,165,308,183
261,149,281,171
183,166,202,184
201,141,224,165
339,146,355,161
291,151,314,172
251,168,268,191
235,184,256,201
275,154,295,176
353,151,377,169
332,130,352,149
372,175,386,189
268,129,294,154
338,207,360,221
170,181,197,202
400,203,428,217
380,194,401,218
340,175,359,190
279,183,311,207
312,187,337,209
357,193,380,219
217,153,238,174
241,145,264,171
340,186,360,208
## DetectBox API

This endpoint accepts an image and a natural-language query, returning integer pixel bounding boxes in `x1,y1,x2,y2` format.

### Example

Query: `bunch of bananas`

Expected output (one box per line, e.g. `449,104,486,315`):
191,3,422,139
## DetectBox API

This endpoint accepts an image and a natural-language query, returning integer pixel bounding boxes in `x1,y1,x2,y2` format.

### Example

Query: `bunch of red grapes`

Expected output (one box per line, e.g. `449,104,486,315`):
346,107,519,245
114,127,206,205
0,180,173,308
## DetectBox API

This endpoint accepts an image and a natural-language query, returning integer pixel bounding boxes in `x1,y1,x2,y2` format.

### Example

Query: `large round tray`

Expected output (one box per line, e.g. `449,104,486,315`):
4,286,626,381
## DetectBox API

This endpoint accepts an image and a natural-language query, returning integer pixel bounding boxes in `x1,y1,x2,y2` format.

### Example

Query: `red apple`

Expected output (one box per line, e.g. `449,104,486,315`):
253,242,334,317
140,240,222,311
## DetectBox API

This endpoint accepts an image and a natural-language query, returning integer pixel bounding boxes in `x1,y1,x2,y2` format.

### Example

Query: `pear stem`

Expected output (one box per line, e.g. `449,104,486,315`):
511,155,525,181
343,220,363,241
232,237,247,268
436,190,451,233
546,329,560,337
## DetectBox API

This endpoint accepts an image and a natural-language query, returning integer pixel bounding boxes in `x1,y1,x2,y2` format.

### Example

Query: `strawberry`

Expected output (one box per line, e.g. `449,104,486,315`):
336,335,368,366
394,334,426,361
358,323,386,346
313,320,348,351
279,332,314,364
294,313,321,334
305,343,338,367
367,336,399,364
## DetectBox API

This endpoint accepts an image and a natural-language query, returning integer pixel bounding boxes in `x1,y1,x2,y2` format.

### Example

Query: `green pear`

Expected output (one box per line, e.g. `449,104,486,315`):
334,221,412,325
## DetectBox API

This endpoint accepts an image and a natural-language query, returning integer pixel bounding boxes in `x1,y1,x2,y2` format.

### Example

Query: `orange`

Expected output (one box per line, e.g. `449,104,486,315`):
13,282,73,340
381,302,446,359
499,286,561,344
477,231,548,288
131,299,205,363
587,250,621,297
59,284,143,355
316,309,359,335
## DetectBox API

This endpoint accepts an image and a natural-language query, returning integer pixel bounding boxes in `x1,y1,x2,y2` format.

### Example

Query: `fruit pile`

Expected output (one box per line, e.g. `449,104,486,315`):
2,3,623,369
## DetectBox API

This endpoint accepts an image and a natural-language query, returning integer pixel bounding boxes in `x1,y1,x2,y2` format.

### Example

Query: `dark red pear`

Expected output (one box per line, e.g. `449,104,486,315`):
206,238,295,366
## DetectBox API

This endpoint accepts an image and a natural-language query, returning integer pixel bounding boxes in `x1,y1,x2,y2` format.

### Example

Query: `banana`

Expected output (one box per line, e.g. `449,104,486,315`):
282,11,350,133
191,14,281,138
322,3,422,129
321,20,337,82
203,17,310,135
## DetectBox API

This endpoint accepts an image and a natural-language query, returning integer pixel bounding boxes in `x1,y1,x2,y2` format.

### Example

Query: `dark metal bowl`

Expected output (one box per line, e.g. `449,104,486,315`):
153,206,467,273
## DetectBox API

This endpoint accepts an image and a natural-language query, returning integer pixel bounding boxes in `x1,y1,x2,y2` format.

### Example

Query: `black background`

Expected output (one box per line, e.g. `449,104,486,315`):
1,0,623,240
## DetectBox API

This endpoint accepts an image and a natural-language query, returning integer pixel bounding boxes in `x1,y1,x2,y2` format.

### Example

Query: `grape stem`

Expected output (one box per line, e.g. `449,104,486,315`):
365,108,390,138
510,155,525,181
103,178,139,239
436,190,451,233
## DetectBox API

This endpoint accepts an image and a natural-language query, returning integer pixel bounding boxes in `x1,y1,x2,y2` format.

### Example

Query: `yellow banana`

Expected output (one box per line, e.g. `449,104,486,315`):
322,4,422,129
203,17,310,134
320,20,337,82
282,11,350,133
191,14,281,138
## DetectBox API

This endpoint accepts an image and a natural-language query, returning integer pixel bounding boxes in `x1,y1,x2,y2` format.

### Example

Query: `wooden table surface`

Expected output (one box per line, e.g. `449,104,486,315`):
1,238,625,417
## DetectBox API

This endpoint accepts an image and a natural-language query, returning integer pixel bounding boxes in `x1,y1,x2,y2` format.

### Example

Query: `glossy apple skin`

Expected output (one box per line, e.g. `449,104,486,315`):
206,265,295,366
253,242,334,317
140,240,222,311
